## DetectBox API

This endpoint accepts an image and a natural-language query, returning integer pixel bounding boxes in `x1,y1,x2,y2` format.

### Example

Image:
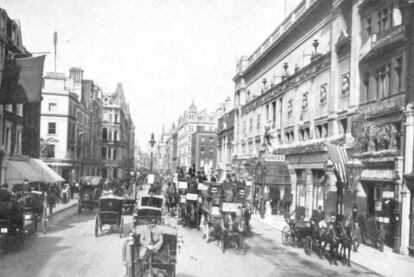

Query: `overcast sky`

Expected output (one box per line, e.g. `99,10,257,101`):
1,0,300,150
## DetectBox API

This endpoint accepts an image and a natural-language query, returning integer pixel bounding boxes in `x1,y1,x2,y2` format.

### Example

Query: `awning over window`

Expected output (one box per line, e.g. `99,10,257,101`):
29,159,65,183
5,158,64,185
6,159,44,185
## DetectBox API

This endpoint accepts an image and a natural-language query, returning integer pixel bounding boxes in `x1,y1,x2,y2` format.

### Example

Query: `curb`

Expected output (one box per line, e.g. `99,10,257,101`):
46,202,78,225
251,217,385,277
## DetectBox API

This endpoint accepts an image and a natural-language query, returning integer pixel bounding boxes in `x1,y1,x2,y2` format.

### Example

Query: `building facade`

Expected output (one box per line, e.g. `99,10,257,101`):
40,67,101,183
101,83,135,180
0,7,44,185
232,0,414,255
171,103,218,172
191,128,217,175
217,97,235,180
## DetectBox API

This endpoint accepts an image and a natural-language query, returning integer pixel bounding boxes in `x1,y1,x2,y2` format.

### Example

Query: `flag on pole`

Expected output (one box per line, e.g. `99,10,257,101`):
0,55,45,104
326,143,349,184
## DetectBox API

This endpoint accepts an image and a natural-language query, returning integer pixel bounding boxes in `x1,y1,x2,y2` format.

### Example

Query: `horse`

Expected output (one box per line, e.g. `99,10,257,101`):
338,222,353,266
318,224,341,265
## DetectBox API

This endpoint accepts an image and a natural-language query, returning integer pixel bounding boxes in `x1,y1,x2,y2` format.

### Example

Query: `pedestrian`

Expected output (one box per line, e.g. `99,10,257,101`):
0,183,12,202
352,222,362,252
244,206,251,233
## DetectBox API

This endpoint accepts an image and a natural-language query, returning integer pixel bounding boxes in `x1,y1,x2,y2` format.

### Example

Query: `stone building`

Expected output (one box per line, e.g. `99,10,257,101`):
217,97,235,180
0,7,50,186
101,83,135,180
171,102,218,172
40,67,101,182
191,128,217,175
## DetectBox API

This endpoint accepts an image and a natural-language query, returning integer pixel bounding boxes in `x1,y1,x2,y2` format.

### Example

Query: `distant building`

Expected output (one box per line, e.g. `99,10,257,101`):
171,102,218,172
101,83,135,180
191,128,217,175
217,97,234,180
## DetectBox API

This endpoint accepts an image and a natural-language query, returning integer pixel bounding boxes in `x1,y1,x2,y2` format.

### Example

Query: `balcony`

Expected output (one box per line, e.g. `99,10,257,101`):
359,25,406,62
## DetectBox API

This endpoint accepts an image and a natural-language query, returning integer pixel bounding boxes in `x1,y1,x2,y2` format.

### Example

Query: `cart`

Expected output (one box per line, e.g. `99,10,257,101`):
78,176,104,213
94,195,123,237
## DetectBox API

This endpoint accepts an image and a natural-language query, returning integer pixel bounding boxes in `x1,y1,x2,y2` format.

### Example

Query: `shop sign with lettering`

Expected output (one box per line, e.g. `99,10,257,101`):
361,169,395,180
263,154,285,162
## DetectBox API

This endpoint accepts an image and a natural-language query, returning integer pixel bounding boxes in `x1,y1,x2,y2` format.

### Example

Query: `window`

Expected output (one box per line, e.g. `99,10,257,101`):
109,113,113,122
102,128,108,140
209,147,213,153
363,72,370,102
201,146,205,154
257,114,261,130
201,137,205,142
377,5,393,32
48,122,56,134
266,105,269,121
5,125,11,153
102,147,107,160
48,103,57,112
114,113,119,123
365,17,372,37
114,131,118,141
209,137,213,142
103,111,109,121
16,104,23,116
72,125,75,140
395,57,403,93
242,121,246,138
287,99,293,117
15,128,22,155
299,127,310,141
340,119,348,134
113,149,117,160
272,101,276,123
5,104,12,112
376,64,391,98
341,73,350,95
249,118,253,133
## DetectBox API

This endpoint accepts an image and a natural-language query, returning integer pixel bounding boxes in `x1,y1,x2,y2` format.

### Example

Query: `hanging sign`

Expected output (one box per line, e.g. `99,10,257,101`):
148,174,154,184
186,193,198,201
178,181,188,189
198,183,208,191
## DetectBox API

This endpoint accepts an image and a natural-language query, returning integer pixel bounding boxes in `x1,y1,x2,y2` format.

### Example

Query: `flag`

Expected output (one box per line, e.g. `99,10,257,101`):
326,143,349,184
0,55,46,104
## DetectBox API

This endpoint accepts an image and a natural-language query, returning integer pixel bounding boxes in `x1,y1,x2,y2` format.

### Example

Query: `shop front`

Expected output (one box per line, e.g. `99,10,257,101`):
359,168,400,250
404,175,414,256
253,155,290,217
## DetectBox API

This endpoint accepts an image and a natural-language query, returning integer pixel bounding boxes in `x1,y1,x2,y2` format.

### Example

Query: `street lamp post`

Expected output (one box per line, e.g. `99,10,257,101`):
149,133,156,173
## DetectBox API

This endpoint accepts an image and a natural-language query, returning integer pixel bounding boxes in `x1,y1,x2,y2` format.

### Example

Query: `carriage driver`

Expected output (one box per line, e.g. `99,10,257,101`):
122,218,163,275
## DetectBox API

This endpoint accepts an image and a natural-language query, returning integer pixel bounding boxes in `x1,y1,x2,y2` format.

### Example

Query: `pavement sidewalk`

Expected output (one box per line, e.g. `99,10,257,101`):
251,213,414,277
47,199,77,218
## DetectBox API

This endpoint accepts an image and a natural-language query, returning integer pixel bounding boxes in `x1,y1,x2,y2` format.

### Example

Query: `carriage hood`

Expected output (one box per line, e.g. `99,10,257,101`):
139,195,164,209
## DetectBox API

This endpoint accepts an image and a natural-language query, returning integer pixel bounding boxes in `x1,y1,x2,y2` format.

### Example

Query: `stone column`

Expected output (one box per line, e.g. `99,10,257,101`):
289,167,297,214
305,168,313,220
400,105,414,254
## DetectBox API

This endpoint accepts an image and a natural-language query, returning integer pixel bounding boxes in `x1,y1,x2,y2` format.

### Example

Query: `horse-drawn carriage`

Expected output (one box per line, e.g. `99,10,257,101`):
124,194,178,277
94,195,124,237
78,176,104,213
0,191,25,255
176,178,201,228
282,212,353,265
200,182,223,243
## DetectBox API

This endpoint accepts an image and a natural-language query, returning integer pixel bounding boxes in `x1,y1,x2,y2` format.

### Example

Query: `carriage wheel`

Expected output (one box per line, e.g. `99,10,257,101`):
120,217,124,238
282,226,291,245
95,215,100,237
304,236,312,255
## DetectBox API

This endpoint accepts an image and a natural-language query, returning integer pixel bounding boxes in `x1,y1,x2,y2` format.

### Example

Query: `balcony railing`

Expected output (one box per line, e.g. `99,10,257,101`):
359,25,405,62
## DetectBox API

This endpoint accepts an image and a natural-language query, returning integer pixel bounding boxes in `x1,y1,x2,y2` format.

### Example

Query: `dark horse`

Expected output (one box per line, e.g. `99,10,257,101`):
318,224,341,265
338,222,353,266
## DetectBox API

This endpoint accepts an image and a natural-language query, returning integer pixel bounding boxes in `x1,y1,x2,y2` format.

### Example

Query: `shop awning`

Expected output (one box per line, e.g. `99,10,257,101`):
29,158,65,183
5,158,64,185
5,159,44,185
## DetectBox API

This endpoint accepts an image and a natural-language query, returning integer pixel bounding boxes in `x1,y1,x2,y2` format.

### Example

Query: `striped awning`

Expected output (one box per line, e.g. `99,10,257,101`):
6,159,44,185
326,143,349,184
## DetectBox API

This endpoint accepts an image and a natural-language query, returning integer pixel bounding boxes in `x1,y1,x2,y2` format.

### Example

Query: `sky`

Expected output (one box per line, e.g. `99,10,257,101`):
0,0,301,151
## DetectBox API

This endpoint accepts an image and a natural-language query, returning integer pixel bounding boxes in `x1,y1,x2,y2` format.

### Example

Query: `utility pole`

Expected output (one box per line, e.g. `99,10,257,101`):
149,133,156,173
53,31,58,72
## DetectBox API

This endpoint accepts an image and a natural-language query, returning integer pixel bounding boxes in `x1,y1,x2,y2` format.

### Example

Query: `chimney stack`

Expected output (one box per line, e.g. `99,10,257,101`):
69,67,84,84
